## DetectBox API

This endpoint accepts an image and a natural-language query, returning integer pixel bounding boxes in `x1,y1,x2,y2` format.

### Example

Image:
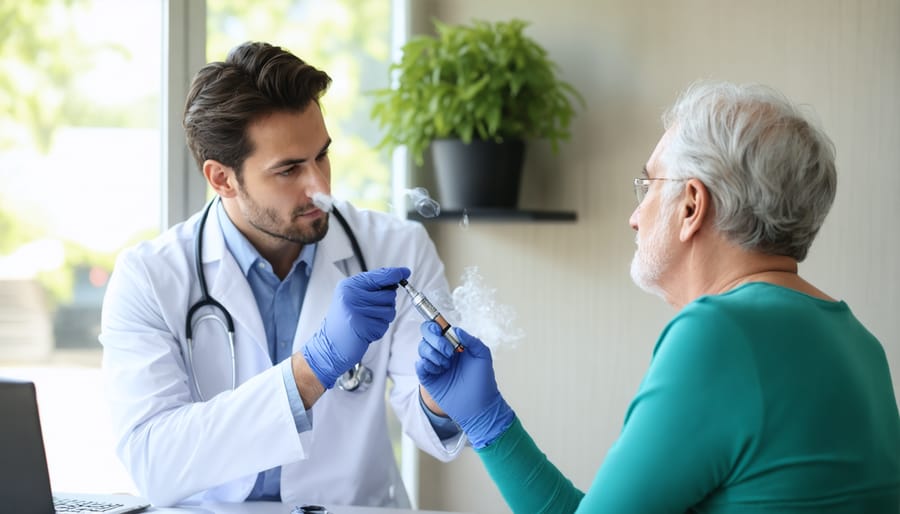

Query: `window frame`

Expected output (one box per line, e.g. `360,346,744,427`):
162,0,208,229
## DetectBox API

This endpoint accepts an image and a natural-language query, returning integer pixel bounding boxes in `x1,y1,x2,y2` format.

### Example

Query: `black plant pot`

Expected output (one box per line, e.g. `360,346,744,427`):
431,138,525,210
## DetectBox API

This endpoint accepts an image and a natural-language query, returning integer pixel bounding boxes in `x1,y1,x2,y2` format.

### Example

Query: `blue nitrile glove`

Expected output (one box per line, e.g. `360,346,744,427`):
416,321,515,449
303,266,411,389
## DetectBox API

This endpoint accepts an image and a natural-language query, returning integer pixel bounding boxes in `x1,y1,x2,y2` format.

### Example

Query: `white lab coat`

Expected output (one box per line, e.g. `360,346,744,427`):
99,200,464,507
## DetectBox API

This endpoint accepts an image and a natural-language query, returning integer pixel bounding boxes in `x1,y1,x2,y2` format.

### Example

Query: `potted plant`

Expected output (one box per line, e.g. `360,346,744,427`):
370,18,584,210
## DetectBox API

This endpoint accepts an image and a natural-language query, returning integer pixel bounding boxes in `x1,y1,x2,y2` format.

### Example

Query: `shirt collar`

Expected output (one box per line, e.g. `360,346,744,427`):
216,200,316,278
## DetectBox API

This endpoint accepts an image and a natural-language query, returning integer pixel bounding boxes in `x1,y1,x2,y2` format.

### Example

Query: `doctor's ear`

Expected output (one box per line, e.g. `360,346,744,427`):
203,159,238,198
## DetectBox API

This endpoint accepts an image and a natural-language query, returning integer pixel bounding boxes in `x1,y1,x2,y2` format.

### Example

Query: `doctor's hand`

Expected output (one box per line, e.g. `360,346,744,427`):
303,266,411,389
416,322,515,449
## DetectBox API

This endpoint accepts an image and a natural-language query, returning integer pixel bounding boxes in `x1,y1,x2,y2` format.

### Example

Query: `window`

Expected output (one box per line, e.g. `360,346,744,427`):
0,0,409,499
206,0,394,211
0,0,163,493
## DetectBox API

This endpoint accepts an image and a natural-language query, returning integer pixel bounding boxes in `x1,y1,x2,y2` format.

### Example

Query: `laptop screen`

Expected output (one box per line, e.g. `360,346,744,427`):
0,379,56,513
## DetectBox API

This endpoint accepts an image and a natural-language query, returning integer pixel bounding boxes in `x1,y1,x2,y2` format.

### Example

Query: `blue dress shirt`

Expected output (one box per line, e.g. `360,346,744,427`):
218,204,312,501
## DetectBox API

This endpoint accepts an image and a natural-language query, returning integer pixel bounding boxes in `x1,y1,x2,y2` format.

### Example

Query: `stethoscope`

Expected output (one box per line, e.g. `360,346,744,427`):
185,197,373,401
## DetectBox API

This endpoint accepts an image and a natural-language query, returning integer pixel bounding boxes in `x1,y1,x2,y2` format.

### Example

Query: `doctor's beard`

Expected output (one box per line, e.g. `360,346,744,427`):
239,190,330,245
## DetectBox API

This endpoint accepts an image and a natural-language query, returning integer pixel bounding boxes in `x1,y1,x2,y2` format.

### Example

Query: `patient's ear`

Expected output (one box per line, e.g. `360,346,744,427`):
203,160,237,198
679,179,709,242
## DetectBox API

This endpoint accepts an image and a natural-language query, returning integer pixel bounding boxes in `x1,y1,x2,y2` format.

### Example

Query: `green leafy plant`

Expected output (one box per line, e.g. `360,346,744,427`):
370,18,584,165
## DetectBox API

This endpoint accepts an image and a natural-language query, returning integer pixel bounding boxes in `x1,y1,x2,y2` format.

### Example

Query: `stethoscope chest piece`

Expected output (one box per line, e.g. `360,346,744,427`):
336,362,373,392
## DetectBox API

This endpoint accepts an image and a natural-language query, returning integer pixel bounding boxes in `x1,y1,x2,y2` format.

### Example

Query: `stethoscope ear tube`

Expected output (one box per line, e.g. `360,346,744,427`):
186,198,237,401
329,203,375,392
330,206,368,273
186,198,236,340
187,314,236,401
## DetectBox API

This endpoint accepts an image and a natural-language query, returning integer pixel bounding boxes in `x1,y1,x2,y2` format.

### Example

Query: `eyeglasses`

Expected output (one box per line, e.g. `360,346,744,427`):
632,177,689,204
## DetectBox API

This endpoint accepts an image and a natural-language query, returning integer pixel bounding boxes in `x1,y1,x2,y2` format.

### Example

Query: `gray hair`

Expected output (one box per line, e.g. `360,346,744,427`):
659,81,837,262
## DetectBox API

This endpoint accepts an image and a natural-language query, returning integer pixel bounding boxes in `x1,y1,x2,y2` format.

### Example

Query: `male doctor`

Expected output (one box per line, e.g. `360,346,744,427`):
99,41,464,507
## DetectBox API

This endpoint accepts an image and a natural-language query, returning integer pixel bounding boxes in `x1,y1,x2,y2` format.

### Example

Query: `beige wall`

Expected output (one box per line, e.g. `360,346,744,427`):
409,1,900,513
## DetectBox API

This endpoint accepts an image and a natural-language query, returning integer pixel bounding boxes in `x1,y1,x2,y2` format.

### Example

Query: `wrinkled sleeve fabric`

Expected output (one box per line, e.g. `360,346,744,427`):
279,359,311,433
419,392,461,440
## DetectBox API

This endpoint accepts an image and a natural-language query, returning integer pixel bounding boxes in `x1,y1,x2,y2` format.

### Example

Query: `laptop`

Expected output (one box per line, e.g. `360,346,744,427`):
0,378,150,513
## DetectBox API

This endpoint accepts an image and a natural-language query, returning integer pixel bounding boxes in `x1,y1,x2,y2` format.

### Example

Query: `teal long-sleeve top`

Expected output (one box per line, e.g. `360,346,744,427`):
477,283,900,513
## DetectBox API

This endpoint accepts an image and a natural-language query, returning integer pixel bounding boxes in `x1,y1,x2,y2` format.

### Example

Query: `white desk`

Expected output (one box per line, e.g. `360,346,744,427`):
147,503,464,514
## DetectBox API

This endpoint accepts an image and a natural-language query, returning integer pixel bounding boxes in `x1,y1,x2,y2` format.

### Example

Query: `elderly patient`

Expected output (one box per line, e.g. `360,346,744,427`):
415,80,900,513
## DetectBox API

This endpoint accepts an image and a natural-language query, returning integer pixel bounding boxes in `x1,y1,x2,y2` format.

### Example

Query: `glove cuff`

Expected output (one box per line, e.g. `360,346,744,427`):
460,395,516,449
302,331,343,389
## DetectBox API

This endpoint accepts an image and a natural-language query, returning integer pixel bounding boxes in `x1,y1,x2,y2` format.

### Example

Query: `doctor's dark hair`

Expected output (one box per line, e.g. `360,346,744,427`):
182,41,332,178
658,81,837,262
